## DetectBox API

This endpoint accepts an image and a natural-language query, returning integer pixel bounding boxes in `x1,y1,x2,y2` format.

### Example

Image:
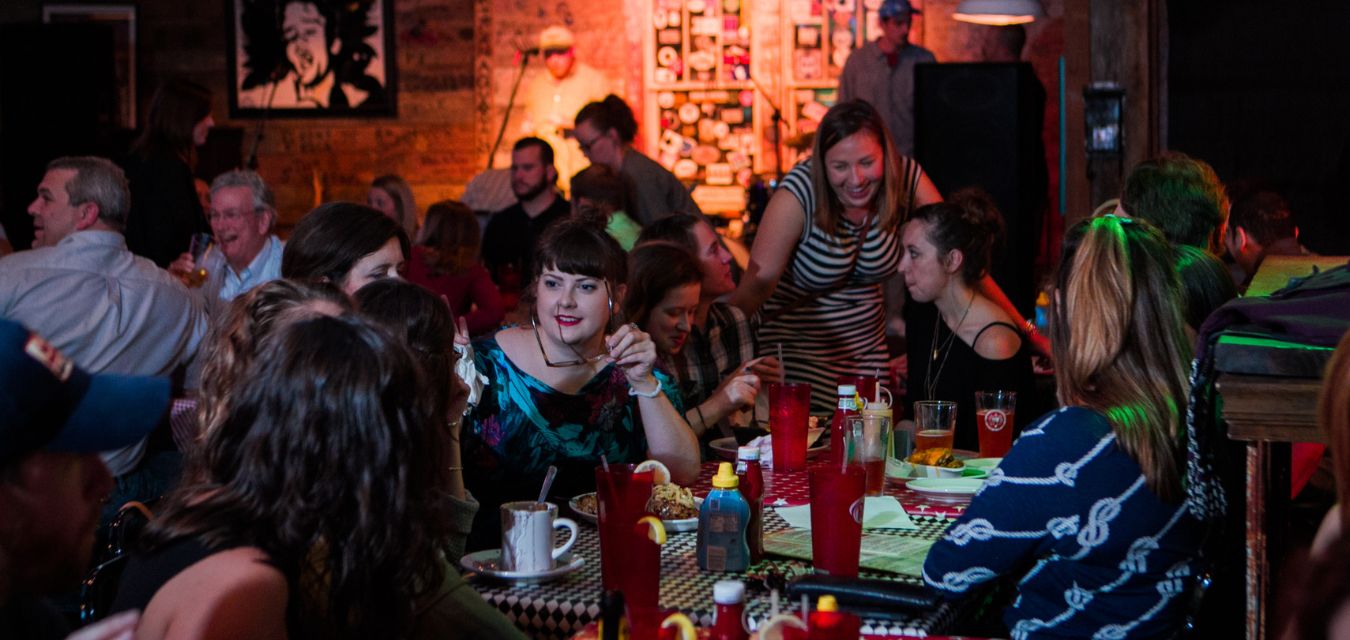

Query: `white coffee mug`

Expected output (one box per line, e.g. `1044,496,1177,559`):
500,501,578,573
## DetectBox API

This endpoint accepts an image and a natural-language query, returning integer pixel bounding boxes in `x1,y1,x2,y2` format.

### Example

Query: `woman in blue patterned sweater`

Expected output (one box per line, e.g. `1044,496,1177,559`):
923,215,1205,639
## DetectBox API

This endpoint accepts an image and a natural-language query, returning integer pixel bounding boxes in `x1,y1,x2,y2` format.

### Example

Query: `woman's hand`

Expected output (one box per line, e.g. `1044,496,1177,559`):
745,356,783,385
606,323,659,387
716,370,761,410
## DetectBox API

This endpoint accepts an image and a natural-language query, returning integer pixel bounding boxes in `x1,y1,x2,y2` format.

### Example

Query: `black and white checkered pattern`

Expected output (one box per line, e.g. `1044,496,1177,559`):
469,508,957,639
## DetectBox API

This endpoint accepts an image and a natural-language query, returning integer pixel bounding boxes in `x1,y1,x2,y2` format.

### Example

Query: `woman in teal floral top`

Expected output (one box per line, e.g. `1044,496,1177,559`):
463,219,700,550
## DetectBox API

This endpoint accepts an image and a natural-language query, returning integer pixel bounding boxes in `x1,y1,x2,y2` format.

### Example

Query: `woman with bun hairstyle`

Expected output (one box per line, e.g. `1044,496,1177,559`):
573,94,702,225
900,188,1035,451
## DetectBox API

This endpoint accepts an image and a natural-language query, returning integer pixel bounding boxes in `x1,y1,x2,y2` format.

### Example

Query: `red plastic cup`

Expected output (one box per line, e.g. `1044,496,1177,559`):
975,390,1017,458
769,383,811,472
808,465,866,577
627,605,677,640
595,465,654,594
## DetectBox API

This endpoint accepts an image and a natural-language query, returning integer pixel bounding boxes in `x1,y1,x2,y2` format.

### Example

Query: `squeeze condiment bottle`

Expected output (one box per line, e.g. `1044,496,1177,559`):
697,462,750,572
735,445,765,563
830,384,860,465
806,595,861,640
711,580,749,640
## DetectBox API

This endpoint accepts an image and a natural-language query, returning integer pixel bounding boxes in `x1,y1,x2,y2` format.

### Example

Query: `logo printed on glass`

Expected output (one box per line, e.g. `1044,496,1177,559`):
983,409,1008,432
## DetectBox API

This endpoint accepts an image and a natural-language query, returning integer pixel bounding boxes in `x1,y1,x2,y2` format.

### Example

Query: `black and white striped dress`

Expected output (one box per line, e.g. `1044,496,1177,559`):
757,159,919,413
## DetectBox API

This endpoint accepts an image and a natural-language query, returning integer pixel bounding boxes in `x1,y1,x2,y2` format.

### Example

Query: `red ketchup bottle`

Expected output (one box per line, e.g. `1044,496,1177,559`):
830,384,860,465
735,445,765,564
711,580,749,640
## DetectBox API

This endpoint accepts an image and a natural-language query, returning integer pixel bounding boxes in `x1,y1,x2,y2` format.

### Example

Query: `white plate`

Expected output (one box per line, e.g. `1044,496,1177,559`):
964,457,1002,470
460,549,584,583
708,434,829,461
906,478,985,499
567,492,703,533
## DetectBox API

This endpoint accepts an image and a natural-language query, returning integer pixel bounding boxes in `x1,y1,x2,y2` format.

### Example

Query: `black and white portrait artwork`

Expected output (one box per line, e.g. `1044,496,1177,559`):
228,0,396,117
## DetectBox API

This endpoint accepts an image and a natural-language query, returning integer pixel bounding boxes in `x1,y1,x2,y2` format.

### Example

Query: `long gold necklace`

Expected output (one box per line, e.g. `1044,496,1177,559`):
924,290,976,401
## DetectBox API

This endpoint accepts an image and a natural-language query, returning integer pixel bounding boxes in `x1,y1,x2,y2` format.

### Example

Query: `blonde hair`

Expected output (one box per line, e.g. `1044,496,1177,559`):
1051,216,1192,501
1320,330,1350,533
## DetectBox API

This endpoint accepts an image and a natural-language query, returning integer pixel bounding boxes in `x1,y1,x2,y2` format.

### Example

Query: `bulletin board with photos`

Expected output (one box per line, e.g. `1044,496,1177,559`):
779,0,882,166
644,0,762,214
641,0,881,213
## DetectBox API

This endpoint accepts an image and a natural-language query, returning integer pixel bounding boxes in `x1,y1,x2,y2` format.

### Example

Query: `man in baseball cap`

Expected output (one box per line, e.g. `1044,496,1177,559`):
837,0,935,157
0,318,169,638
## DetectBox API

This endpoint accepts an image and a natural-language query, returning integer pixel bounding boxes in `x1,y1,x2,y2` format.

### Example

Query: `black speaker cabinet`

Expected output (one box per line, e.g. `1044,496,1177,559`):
915,62,1048,315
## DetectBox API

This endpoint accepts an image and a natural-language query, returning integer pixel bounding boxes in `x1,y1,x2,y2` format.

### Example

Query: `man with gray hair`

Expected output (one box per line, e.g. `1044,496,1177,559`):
0,156,205,523
170,169,284,309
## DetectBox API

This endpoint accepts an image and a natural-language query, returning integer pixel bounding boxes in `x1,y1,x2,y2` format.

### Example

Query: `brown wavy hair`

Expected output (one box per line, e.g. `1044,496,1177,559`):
144,315,452,639
196,280,350,439
810,99,908,234
1051,215,1191,501
417,200,481,276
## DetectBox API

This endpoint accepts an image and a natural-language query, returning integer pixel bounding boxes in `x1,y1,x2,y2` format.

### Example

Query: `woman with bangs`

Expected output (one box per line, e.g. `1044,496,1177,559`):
461,218,699,550
923,216,1205,639
730,99,942,412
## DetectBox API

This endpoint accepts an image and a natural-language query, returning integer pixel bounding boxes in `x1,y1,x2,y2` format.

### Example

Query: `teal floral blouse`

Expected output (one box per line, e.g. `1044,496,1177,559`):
462,335,685,549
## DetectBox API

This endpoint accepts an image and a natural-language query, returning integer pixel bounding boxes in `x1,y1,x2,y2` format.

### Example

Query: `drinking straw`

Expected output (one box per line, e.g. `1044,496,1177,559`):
776,343,786,381
600,454,610,473
874,369,882,404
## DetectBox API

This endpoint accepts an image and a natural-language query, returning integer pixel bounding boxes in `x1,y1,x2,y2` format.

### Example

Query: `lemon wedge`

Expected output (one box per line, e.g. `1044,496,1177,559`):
660,613,698,640
635,515,667,544
755,613,807,640
634,459,672,485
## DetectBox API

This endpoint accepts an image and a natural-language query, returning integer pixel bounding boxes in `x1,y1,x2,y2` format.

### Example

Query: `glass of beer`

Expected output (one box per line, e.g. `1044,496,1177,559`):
186,232,212,287
845,414,891,496
975,391,1017,458
913,400,957,451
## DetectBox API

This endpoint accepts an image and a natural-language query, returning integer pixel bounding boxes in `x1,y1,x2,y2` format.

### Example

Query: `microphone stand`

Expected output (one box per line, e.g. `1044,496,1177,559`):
749,74,784,183
245,69,283,170
488,48,535,169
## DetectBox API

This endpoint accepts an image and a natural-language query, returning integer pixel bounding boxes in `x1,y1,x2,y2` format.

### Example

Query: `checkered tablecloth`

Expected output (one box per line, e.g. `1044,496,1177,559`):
468,463,963,639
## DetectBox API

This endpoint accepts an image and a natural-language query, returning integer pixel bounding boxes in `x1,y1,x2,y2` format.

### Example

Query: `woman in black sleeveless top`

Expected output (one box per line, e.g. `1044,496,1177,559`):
900,190,1036,452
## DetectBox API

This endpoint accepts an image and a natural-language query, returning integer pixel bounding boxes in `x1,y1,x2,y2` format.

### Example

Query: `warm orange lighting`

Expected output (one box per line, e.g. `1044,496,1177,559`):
953,0,1044,25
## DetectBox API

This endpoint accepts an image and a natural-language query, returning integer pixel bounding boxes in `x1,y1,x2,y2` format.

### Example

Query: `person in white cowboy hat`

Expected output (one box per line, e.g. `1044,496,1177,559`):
838,0,936,158
520,24,617,195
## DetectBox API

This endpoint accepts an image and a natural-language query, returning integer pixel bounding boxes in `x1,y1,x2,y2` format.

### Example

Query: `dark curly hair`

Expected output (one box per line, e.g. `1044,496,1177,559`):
143,315,452,639
196,279,350,439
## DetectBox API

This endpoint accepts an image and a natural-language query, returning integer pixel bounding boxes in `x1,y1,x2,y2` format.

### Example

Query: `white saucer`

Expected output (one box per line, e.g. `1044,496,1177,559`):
460,549,584,583
906,478,985,501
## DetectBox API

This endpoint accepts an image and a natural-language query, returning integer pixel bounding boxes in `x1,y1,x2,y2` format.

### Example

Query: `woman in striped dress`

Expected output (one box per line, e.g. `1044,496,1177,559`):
730,100,942,413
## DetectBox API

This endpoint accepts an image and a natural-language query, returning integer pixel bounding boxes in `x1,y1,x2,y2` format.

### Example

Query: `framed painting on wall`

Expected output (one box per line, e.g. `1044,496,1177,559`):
227,0,397,117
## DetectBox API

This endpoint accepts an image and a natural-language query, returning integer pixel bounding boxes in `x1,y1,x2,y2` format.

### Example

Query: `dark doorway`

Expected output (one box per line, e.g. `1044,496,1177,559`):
1168,1,1350,255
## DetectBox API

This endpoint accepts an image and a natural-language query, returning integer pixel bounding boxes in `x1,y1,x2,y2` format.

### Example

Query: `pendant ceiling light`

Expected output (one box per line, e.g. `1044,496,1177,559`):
953,0,1045,25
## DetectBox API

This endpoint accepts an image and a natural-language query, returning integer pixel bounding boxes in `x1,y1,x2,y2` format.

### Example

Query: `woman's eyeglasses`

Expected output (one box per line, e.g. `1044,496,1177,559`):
532,279,614,367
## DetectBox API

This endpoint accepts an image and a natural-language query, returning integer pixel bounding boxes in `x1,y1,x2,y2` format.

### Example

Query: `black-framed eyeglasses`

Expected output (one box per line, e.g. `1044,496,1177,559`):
575,132,605,154
543,47,570,58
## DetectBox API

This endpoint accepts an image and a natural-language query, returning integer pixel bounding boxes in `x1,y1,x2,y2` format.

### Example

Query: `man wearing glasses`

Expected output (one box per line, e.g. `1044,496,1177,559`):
169,170,283,311
520,25,615,194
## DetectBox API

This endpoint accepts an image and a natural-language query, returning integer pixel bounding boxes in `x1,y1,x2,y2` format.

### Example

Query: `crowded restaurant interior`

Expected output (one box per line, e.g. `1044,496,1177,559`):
4,0,1350,638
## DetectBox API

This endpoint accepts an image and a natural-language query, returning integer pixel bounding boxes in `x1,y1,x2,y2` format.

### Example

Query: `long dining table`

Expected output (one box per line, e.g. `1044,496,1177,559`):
465,457,978,639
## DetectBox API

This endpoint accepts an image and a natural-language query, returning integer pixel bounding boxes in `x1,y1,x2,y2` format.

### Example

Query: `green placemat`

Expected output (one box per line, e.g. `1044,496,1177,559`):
763,529,935,577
